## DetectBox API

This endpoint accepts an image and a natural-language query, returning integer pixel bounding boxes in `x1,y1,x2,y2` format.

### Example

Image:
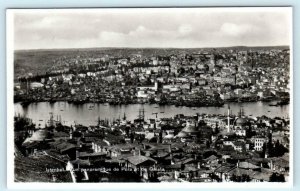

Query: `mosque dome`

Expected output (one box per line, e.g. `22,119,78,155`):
176,131,188,138
182,124,198,134
235,117,248,126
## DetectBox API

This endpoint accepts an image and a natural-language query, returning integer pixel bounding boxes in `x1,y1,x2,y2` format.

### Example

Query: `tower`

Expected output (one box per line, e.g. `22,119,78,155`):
227,105,230,133
49,112,54,127
69,127,73,139
154,81,158,91
138,107,145,124
234,74,237,86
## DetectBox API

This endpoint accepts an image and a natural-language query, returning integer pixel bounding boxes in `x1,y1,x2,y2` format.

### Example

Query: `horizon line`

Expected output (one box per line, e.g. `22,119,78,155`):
14,45,290,52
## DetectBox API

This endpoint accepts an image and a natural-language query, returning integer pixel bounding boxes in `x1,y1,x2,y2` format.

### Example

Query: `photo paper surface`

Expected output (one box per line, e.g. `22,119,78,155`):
6,7,293,188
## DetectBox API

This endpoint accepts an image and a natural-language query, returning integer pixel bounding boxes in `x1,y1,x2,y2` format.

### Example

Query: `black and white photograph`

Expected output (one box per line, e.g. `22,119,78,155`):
7,7,292,187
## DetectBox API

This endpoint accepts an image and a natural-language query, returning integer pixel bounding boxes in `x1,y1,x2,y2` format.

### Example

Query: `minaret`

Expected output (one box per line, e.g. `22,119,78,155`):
227,105,230,133
69,127,73,139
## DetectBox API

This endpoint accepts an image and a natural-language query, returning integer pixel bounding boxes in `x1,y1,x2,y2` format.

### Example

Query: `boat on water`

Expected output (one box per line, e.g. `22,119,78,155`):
260,96,274,102
20,100,32,107
276,99,289,106
269,103,278,106
49,99,56,104
269,99,289,107
72,100,86,105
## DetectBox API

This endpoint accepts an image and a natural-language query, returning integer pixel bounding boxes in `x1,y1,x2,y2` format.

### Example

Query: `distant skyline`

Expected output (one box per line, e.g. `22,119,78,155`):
11,7,292,50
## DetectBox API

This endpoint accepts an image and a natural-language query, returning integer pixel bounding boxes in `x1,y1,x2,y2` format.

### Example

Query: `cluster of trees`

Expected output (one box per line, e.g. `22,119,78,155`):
14,116,35,132
269,172,285,182
262,139,289,158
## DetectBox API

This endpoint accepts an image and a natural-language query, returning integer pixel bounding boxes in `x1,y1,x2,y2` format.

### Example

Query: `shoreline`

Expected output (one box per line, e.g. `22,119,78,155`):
15,98,289,108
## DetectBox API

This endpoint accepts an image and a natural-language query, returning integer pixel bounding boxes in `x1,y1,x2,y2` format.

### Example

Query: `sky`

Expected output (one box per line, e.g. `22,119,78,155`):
11,7,292,50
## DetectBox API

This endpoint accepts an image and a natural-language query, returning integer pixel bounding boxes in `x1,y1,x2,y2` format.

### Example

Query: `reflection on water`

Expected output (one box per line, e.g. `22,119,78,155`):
14,101,289,127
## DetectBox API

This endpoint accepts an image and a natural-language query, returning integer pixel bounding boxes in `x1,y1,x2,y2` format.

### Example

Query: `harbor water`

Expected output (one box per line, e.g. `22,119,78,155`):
14,101,290,127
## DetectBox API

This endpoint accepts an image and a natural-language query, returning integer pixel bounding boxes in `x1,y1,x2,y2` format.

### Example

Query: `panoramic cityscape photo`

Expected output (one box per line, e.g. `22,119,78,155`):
8,7,292,184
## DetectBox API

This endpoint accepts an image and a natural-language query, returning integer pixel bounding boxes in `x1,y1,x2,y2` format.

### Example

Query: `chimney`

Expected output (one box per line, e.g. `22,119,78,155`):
236,160,240,168
168,144,172,153
76,150,79,159
270,160,273,170
227,105,230,133
265,152,268,159
69,129,73,139
138,149,141,156
197,162,201,169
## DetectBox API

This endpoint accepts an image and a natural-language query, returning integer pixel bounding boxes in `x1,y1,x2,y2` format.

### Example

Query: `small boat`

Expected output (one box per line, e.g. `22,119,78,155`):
49,99,56,104
21,101,31,107
276,99,289,106
269,103,277,106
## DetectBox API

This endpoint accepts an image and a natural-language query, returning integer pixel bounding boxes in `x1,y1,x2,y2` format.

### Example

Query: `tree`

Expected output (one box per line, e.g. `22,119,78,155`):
206,140,210,149
270,140,288,157
241,174,250,182
214,123,220,134
14,117,35,132
261,142,267,158
269,173,285,182
125,126,130,137
230,174,237,182
209,173,221,182
130,132,135,143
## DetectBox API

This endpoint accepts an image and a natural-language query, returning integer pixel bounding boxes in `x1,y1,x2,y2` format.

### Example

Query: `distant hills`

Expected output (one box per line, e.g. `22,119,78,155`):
15,45,289,53
13,45,289,79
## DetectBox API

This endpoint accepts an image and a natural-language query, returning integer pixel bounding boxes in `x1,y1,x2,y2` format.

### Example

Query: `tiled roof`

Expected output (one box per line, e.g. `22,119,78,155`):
181,158,196,164
204,155,218,162
71,159,91,166
78,152,106,158
126,155,156,166
214,164,235,173
227,167,251,176
23,130,49,144
238,161,260,169
163,163,182,170
270,158,289,168
15,155,72,182
250,171,271,181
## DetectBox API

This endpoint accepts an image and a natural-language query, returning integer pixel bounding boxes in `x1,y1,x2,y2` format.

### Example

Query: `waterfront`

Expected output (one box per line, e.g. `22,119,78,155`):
14,101,289,127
